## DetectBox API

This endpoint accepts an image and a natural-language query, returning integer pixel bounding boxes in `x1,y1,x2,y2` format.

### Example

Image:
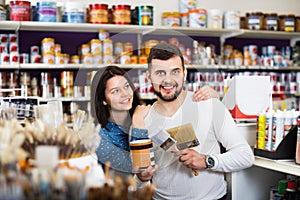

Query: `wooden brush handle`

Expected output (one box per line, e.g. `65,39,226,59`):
193,169,198,176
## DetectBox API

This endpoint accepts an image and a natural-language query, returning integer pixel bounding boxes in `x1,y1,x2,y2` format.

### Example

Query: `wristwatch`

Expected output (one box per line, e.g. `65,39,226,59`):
205,155,215,169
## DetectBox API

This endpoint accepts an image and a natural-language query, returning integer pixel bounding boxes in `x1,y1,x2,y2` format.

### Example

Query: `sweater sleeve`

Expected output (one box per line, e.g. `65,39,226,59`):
211,99,255,172
96,135,133,173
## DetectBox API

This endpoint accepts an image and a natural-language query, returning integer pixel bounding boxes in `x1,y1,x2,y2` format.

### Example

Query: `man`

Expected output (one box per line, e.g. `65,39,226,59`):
132,43,254,200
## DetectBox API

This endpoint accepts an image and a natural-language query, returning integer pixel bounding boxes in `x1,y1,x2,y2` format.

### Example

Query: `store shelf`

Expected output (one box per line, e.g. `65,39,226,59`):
150,26,237,37
20,21,152,34
39,97,90,102
1,21,300,41
0,63,297,71
18,64,147,70
254,156,300,176
0,21,20,31
0,64,19,69
237,29,300,40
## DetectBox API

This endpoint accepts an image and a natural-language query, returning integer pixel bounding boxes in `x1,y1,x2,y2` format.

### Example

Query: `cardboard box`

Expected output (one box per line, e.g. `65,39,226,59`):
222,76,271,121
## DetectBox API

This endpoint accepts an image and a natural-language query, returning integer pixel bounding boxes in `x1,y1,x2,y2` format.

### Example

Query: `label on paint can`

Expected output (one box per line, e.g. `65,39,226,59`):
137,5,153,26
189,8,207,28
207,9,223,29
224,10,240,29
62,11,84,23
37,1,57,22
179,0,197,13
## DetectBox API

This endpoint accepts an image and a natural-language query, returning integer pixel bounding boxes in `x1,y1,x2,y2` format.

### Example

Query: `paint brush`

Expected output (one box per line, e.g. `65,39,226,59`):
151,130,178,152
166,123,200,176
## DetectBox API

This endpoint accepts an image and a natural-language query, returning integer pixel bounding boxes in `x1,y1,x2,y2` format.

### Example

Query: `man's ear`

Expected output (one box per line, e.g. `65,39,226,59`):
146,70,150,82
184,68,187,81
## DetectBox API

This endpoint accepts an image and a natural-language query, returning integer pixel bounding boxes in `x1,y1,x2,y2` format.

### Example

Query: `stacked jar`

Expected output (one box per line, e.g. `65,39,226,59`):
0,33,19,65
79,43,92,64
41,37,55,64
90,38,102,64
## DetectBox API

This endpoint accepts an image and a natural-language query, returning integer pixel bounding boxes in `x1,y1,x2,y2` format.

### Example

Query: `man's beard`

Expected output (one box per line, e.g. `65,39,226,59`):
153,84,182,102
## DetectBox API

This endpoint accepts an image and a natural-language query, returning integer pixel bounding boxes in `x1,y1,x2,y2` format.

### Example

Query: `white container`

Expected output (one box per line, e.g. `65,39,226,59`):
224,10,240,29
63,2,85,23
10,52,19,64
189,8,206,28
207,9,223,29
179,0,197,13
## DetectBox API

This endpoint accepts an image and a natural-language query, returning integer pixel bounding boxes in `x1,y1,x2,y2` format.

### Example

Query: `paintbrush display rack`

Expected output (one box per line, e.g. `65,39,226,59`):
254,125,297,160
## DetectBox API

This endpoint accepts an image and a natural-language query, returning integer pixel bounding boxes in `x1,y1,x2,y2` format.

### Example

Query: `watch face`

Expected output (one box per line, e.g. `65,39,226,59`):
207,156,215,168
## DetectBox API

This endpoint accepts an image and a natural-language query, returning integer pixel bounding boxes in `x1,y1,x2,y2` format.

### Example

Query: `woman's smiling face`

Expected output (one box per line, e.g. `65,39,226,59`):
104,75,134,112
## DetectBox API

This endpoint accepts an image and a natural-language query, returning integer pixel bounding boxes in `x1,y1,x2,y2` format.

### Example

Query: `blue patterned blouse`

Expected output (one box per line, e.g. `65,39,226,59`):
96,121,148,174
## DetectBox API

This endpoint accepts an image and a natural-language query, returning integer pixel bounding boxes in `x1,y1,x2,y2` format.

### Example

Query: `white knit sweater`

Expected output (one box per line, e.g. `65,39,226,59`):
144,91,254,200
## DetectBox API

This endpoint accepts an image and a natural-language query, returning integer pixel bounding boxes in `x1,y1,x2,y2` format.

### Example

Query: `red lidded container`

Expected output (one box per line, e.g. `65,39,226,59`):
112,4,131,24
88,3,109,24
10,1,31,21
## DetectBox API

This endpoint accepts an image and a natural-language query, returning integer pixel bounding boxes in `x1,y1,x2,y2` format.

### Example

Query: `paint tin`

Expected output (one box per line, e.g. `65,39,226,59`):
207,9,223,29
0,34,8,44
264,13,278,31
30,53,41,63
162,12,180,27
189,8,207,28
70,55,80,64
136,5,153,26
130,139,155,172
90,39,102,55
179,0,197,13
10,52,19,64
30,45,39,55
0,52,9,64
224,10,240,29
41,37,55,54
19,53,29,63
247,12,263,30
10,0,31,21
180,12,189,27
112,4,131,24
62,2,84,23
37,1,57,22
0,4,6,21
98,29,110,41
88,3,108,24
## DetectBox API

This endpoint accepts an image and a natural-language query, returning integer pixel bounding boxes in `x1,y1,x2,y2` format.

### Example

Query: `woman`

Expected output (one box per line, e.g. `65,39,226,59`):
91,65,218,175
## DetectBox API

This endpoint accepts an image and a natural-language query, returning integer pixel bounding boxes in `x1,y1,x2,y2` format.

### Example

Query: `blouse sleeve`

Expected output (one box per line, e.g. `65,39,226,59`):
96,135,133,173
130,127,149,141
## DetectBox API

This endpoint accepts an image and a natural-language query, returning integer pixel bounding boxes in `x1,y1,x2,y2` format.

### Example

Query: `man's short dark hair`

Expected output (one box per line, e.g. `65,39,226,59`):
147,43,185,70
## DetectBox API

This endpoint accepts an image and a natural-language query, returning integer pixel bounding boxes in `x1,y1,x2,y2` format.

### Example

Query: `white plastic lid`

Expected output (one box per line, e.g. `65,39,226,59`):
64,1,85,12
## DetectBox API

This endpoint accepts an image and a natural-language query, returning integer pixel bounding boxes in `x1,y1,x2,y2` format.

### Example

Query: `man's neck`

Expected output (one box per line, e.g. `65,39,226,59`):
154,91,187,117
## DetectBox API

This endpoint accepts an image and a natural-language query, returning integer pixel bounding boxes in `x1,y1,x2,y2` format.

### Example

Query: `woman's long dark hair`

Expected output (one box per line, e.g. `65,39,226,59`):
90,65,141,127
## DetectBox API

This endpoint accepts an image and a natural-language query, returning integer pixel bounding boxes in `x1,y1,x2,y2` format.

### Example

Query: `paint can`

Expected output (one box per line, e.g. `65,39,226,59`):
130,139,155,172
